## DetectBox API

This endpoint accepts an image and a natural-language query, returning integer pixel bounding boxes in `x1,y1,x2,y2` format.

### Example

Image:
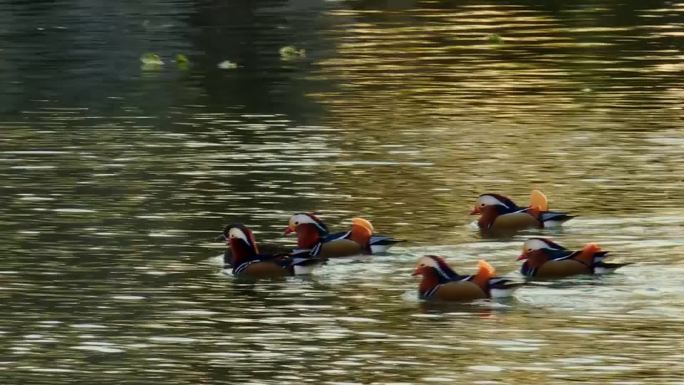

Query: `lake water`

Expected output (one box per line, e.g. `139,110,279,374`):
1,0,683,384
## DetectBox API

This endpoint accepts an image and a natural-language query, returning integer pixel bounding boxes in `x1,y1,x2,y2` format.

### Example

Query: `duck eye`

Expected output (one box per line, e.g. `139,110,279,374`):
294,221,299,225
480,203,485,207
527,248,532,252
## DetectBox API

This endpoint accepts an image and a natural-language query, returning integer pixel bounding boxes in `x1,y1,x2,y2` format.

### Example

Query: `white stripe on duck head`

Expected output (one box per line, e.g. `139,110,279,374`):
222,224,260,266
284,212,331,249
476,193,519,212
285,212,329,235
522,237,567,253
415,255,464,282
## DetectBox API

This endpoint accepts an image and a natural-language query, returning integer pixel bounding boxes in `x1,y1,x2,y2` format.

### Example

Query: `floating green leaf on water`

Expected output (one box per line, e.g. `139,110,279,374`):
217,60,238,70
279,45,306,60
140,53,164,71
175,54,190,70
140,53,164,66
486,34,504,44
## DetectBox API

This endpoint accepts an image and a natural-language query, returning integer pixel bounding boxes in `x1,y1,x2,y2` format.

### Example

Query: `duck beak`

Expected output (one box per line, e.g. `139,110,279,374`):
470,206,480,215
516,254,527,261
215,234,227,242
283,226,295,235
411,267,423,276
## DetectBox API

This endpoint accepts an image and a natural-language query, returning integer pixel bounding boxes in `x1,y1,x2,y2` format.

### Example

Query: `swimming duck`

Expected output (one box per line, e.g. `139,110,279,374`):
284,213,401,257
470,190,573,233
217,224,321,278
517,238,630,279
412,256,522,301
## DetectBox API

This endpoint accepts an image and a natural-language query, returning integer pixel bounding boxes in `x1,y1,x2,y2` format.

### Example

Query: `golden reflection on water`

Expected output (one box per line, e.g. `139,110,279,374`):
307,3,683,238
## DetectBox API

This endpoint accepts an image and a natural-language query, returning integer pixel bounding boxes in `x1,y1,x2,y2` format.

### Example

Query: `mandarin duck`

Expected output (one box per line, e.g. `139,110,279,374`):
217,224,321,278
518,238,630,279
412,256,523,301
470,190,573,233
284,213,401,258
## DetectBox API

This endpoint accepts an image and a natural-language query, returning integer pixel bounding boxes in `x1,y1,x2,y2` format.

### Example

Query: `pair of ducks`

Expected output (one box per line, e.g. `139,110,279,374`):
217,213,401,277
217,190,630,302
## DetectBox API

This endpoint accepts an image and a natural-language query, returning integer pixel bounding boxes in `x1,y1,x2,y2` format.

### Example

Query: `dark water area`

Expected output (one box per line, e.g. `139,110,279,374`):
1,0,683,383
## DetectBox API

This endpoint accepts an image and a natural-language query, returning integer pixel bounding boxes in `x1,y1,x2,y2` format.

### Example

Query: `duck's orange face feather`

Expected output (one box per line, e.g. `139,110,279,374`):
476,205,503,229
412,264,441,296
227,225,259,264
521,250,549,268
412,265,428,276
284,213,329,248
295,224,322,249
517,243,531,260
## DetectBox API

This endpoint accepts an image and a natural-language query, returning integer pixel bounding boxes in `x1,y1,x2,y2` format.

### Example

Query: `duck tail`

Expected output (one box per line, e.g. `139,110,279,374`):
575,243,603,265
594,261,632,274
472,260,496,289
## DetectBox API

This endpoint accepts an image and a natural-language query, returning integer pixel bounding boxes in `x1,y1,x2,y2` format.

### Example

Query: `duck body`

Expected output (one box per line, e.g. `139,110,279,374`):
232,255,292,279
471,191,574,233
413,256,522,302
320,231,402,255
519,238,630,279
285,214,400,258
218,224,321,279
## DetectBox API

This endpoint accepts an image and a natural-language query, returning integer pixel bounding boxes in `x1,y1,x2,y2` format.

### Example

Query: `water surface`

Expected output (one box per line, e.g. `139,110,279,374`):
1,0,683,383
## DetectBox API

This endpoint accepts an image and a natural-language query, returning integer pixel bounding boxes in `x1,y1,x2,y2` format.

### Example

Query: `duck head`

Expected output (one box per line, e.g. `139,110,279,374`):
413,255,466,296
470,193,523,230
284,213,329,249
470,193,518,215
412,255,461,282
412,255,440,276
218,224,260,266
517,237,566,261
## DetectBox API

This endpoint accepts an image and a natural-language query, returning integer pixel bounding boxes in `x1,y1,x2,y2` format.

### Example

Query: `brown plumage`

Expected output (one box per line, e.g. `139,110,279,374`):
237,262,291,279
284,214,391,258
220,224,294,279
317,239,363,258
527,257,592,278
413,257,520,302
479,208,542,232
519,238,630,279
470,190,573,234
422,279,489,301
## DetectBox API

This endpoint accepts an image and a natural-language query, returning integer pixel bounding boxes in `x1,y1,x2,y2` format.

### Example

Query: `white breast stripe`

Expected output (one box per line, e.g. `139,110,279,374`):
424,284,442,299
234,260,260,275
330,231,351,241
